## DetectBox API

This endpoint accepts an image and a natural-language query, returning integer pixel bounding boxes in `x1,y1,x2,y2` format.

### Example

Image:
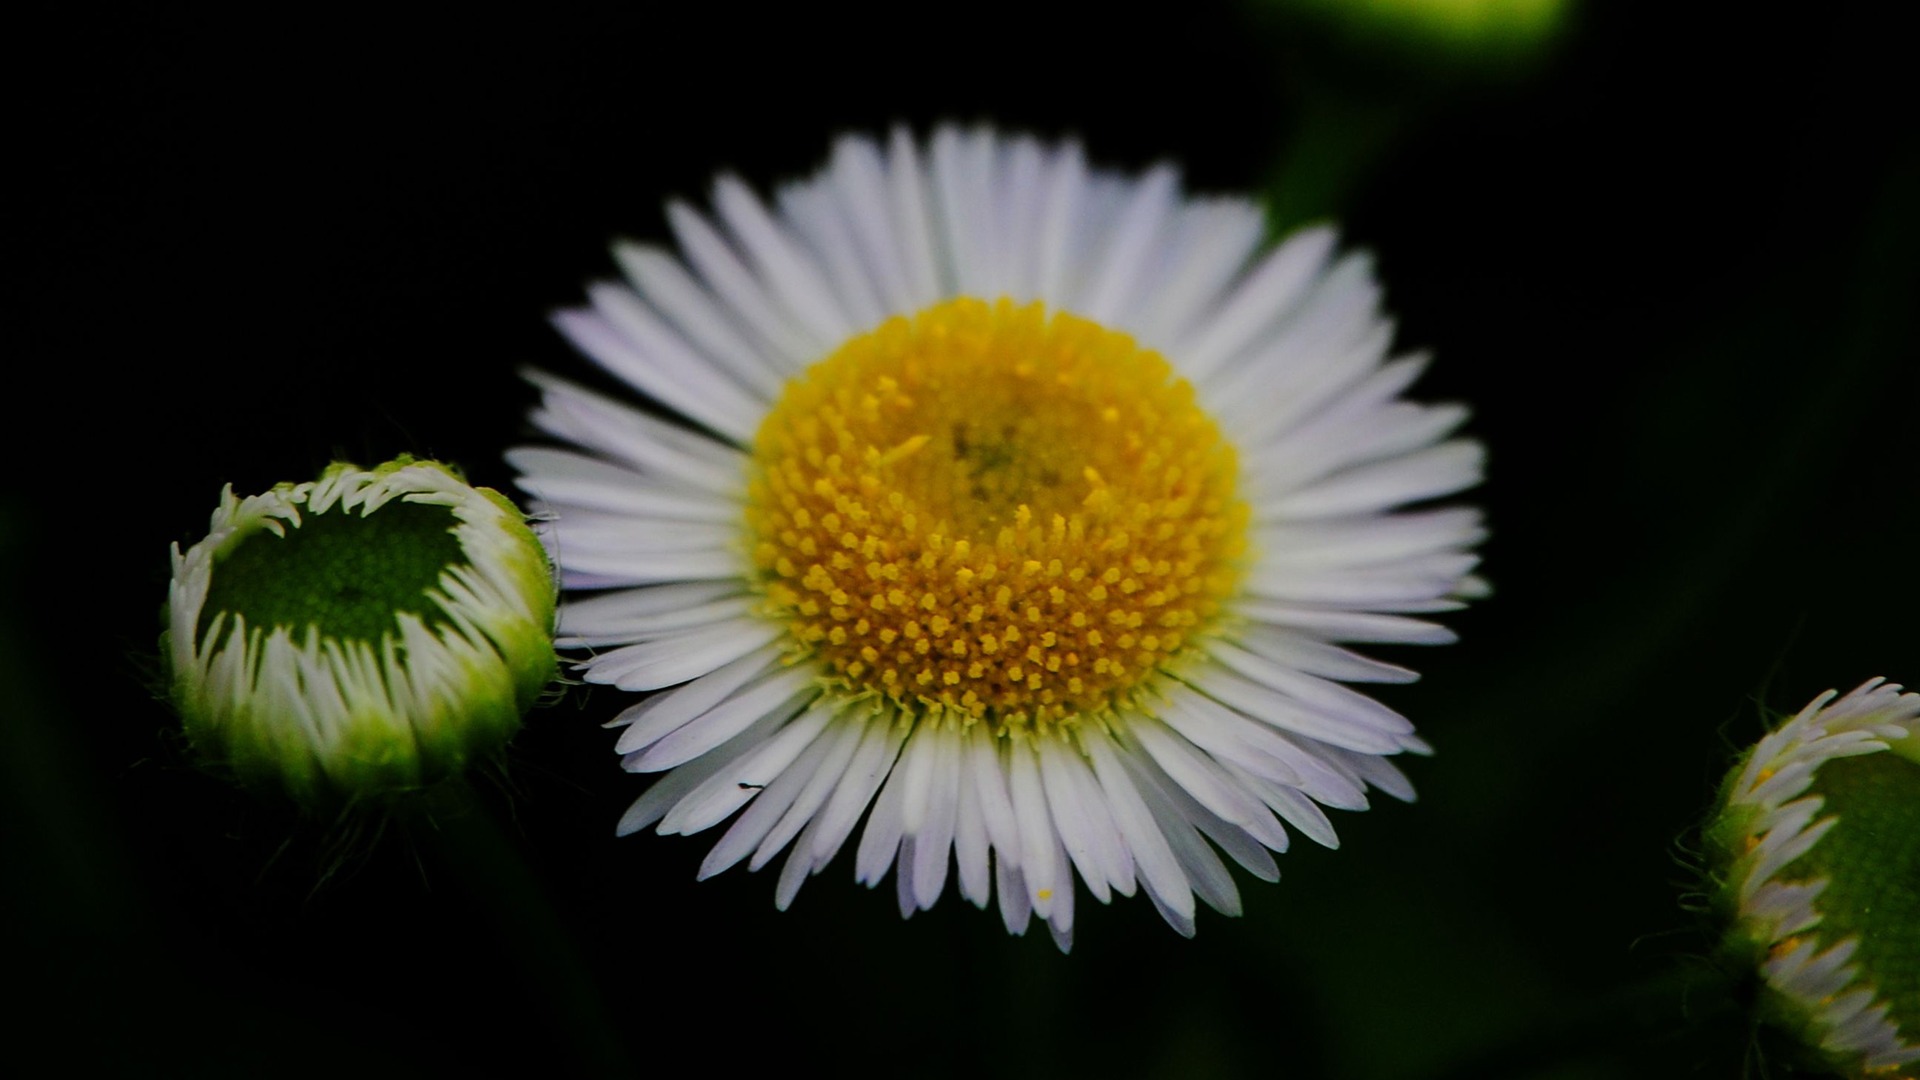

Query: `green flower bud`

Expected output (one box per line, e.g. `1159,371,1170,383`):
1704,679,1920,1076
165,457,557,810
1258,0,1571,65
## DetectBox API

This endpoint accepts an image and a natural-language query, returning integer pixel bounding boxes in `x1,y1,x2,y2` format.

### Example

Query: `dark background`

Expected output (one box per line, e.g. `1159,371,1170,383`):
9,2,1916,1076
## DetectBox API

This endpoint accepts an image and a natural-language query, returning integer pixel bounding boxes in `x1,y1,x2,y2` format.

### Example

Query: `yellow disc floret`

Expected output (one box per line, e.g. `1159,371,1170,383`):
744,297,1247,733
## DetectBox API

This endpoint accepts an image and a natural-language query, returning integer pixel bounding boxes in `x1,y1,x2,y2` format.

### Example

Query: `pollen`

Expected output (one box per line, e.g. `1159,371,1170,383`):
744,297,1247,732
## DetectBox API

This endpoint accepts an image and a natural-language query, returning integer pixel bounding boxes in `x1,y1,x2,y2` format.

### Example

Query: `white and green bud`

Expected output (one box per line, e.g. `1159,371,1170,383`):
165,457,557,810
1261,0,1570,64
1703,679,1920,1076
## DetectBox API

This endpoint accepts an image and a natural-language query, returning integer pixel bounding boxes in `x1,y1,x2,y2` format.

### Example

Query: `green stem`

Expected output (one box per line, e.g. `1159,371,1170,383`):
405,778,632,1077
1264,86,1409,235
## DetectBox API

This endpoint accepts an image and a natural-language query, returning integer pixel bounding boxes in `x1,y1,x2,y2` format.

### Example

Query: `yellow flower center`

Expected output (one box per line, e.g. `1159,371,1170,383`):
744,297,1247,732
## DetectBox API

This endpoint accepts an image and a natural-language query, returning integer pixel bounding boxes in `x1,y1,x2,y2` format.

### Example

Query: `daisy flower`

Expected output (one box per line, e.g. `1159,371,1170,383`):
512,126,1485,948
166,457,557,810
1704,678,1920,1075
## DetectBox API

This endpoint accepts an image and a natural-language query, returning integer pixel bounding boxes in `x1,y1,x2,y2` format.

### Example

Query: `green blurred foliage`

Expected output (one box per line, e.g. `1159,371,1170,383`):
1259,0,1573,69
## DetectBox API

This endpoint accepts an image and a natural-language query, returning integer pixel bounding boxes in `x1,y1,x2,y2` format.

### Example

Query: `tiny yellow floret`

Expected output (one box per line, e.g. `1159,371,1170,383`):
744,298,1247,733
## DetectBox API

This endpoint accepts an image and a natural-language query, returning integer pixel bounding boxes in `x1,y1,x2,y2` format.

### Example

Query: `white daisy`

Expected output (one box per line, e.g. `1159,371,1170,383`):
1708,678,1920,1074
512,125,1485,949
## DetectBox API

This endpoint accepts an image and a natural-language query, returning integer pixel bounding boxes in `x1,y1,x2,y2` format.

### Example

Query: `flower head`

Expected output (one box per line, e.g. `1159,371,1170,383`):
166,457,557,810
514,126,1485,948
1704,679,1920,1075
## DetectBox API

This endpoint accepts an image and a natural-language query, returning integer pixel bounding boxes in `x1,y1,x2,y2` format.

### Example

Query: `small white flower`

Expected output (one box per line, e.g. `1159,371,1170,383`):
167,458,557,809
1707,678,1920,1074
513,126,1485,948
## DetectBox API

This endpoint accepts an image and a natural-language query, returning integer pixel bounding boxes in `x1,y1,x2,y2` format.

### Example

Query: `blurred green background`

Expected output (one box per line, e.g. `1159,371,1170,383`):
10,1,1916,1076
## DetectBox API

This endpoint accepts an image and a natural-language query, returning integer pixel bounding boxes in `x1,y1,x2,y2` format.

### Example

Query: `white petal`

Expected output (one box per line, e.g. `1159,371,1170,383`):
1223,761,1340,849
525,369,747,489
885,127,942,307
1044,832,1076,943
953,746,993,908
553,306,760,443
1083,731,1195,930
1032,139,1088,304
894,715,942,835
1248,402,1470,500
1007,735,1061,919
614,704,797,836
1230,603,1458,645
1133,199,1266,351
1205,640,1415,738
967,723,1021,865
1324,744,1418,803
1176,225,1337,383
1078,163,1178,325
773,811,824,910
825,135,917,313
993,135,1048,300
775,182,888,333
1179,659,1405,755
1230,625,1421,684
1747,808,1837,890
1249,506,1486,565
855,744,912,885
910,725,962,910
894,841,919,918
698,710,855,878
612,242,788,397
666,199,820,369
558,590,752,648
807,714,910,870
1159,685,1370,809
609,643,779,750
1210,251,1383,390
625,668,814,773
1262,441,1485,520
738,712,869,874
587,619,782,692
507,447,736,522
1243,553,1481,610
549,546,742,589
712,174,853,346
995,858,1033,936
546,513,739,557
1036,734,1129,902
1126,715,1290,851
662,696,839,834
1116,750,1250,914
931,125,996,296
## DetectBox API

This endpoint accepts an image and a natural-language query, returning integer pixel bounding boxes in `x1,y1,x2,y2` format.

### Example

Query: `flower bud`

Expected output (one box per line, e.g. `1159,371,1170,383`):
1703,679,1920,1075
1257,0,1571,66
165,457,556,809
